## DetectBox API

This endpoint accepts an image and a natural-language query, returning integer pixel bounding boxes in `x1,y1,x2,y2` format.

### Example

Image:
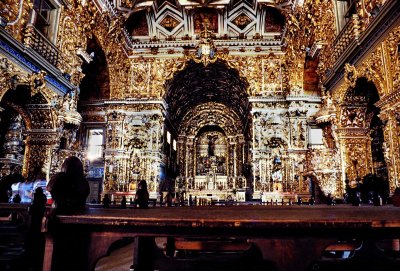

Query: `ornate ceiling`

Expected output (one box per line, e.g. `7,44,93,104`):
112,0,295,56
164,60,249,128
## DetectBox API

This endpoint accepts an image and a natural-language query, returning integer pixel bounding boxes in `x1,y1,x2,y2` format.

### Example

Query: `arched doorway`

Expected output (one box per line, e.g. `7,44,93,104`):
0,84,57,181
79,36,110,101
340,77,388,195
78,36,110,202
164,60,251,200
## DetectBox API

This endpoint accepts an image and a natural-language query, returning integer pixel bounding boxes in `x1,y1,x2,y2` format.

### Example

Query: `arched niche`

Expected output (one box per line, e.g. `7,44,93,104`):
195,127,227,176
126,10,149,37
264,7,285,33
164,60,250,132
0,85,43,178
340,77,388,189
79,36,110,101
163,60,251,198
180,102,243,137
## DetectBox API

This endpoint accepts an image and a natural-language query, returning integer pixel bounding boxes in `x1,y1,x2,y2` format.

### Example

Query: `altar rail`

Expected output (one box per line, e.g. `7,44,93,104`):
42,205,400,271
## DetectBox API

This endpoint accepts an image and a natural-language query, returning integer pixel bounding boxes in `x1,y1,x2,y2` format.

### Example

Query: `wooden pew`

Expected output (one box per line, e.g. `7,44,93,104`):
41,205,400,271
0,203,30,270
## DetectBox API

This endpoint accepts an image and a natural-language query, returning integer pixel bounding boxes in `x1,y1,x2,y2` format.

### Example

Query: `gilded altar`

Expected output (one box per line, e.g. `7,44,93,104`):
0,0,399,203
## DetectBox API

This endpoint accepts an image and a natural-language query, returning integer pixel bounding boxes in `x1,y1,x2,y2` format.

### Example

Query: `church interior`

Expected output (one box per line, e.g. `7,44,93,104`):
1,0,400,270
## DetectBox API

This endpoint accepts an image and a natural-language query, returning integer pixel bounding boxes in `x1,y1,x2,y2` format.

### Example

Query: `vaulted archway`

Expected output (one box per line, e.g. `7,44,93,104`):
163,60,251,199
0,85,56,180
339,77,389,200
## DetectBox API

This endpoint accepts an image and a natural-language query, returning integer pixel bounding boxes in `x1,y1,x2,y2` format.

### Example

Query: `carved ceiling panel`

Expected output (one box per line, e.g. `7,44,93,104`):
164,60,249,128
123,1,287,43
160,15,181,32
232,13,252,30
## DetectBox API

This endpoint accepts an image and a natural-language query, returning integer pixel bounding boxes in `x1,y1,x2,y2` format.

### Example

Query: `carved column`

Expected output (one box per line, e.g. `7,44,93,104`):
177,135,186,178
233,142,237,176
227,137,235,177
24,131,58,180
104,111,126,193
380,109,399,192
186,137,195,179
337,128,373,182
236,135,245,177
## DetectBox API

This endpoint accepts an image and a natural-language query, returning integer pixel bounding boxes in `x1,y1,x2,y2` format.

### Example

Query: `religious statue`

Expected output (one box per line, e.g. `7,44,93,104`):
207,135,217,157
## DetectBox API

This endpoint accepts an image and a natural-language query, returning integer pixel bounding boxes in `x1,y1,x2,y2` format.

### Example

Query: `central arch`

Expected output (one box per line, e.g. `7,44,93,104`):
164,60,251,200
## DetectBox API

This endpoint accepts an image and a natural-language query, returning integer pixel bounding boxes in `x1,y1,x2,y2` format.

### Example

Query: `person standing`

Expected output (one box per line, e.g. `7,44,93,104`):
45,156,90,271
121,195,127,209
135,180,149,209
102,194,111,208
27,187,47,270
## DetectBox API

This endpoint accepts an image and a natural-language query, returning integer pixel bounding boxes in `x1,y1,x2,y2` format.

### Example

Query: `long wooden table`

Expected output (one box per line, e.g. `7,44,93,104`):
42,205,400,271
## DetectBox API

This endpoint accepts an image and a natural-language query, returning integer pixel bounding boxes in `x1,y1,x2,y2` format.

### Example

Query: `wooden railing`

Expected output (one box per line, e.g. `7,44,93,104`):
332,14,361,64
24,24,60,67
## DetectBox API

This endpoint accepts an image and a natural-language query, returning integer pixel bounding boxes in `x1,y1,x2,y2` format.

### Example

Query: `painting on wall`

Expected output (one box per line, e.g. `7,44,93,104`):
264,7,285,33
193,8,219,33
160,15,180,32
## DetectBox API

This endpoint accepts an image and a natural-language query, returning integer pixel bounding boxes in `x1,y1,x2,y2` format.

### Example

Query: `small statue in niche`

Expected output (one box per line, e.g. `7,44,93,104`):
207,135,218,157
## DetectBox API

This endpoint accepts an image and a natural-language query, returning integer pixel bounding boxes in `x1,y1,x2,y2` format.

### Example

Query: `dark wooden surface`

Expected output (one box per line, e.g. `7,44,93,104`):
43,205,400,271
54,205,400,235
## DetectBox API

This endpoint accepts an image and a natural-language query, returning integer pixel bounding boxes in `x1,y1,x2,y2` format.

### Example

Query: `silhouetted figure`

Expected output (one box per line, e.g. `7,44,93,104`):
167,190,173,207
102,194,111,208
344,178,351,203
373,194,382,206
189,194,193,206
29,187,47,226
159,191,164,206
121,195,127,209
297,197,302,205
175,192,180,207
135,180,149,209
47,156,90,214
45,157,90,271
327,193,336,206
12,193,21,203
27,187,47,271
180,192,185,206
353,192,362,206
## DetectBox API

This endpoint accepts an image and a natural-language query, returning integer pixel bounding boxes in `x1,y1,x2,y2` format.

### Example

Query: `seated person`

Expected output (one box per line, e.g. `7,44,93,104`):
47,156,90,214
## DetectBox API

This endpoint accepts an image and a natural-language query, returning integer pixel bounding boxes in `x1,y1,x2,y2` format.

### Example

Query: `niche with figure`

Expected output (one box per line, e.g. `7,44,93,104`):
195,128,227,175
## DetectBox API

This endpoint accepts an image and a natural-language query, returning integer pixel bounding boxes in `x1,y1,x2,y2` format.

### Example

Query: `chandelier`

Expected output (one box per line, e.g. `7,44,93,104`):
192,24,218,66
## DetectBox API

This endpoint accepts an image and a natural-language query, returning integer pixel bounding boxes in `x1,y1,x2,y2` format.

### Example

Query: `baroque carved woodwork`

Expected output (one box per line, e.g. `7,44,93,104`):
1,0,400,200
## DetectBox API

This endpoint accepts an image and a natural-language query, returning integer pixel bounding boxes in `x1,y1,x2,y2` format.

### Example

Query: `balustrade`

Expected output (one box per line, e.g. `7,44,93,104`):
24,25,60,67
332,14,361,65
